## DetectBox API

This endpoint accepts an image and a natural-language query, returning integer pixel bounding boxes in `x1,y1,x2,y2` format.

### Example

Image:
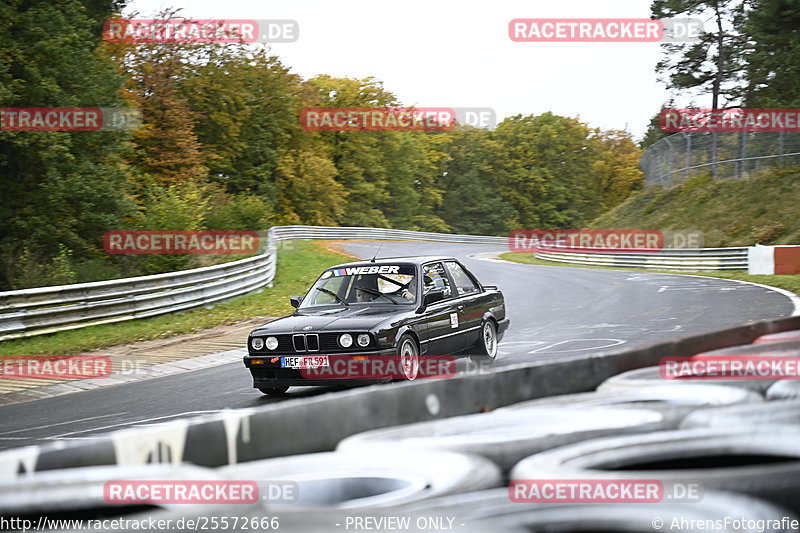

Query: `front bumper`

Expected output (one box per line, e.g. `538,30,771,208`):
244,349,397,387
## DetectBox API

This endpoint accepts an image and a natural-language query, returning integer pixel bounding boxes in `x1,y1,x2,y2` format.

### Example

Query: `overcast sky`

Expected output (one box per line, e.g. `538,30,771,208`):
127,0,696,140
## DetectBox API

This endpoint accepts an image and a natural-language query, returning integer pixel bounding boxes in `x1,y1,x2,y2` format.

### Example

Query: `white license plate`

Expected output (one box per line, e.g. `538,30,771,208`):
281,356,329,369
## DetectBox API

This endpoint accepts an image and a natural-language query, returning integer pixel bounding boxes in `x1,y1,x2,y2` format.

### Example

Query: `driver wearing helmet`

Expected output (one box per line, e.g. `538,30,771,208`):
353,278,379,303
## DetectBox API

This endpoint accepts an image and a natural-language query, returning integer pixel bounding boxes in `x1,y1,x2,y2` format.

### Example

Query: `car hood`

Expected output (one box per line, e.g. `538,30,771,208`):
251,306,411,334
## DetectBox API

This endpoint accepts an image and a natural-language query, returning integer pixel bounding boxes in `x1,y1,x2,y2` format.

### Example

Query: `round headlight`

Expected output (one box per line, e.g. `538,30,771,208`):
251,337,264,350
357,334,370,347
339,334,353,348
265,336,279,350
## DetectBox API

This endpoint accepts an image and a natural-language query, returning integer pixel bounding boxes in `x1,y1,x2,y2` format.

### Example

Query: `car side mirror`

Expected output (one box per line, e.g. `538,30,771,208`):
423,288,445,307
290,296,303,308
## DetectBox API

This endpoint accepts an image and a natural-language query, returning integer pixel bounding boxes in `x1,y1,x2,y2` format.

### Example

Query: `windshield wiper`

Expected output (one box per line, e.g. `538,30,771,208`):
356,286,399,304
314,287,350,307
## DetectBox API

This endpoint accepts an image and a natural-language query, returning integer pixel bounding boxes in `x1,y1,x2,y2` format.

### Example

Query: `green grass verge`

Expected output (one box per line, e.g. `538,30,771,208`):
499,252,800,296
0,241,352,356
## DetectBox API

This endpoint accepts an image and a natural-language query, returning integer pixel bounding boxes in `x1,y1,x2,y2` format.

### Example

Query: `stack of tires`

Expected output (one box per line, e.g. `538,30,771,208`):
324,329,800,531
42,329,800,532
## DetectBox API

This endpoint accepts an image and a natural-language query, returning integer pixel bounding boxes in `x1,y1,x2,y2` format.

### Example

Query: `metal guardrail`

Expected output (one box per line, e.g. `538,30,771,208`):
0,226,505,341
534,246,749,271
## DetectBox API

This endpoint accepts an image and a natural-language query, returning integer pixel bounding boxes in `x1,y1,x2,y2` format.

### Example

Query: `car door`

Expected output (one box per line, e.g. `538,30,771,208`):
418,262,461,356
444,260,484,351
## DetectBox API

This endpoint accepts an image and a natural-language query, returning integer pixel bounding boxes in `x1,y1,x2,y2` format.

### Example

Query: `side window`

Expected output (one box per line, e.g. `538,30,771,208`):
445,261,480,297
422,262,453,300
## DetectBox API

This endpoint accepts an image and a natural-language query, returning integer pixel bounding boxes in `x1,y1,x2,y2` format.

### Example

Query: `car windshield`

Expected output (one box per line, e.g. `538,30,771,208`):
300,264,417,308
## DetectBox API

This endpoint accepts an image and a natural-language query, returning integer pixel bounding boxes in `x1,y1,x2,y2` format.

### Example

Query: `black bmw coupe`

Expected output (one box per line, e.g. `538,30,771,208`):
243,256,508,395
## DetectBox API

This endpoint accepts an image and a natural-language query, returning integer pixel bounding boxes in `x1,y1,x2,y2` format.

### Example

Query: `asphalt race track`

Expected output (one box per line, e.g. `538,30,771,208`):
0,241,795,450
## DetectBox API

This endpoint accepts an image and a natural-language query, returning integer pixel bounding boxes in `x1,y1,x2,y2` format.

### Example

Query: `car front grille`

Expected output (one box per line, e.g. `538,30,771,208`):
292,333,319,352
252,333,373,354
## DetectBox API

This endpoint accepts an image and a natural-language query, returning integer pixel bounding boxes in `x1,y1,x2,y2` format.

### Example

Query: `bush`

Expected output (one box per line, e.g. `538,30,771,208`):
205,194,274,231
3,245,77,289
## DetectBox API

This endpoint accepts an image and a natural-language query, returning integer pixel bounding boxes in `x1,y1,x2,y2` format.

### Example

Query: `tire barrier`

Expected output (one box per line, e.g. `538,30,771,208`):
511,426,800,513
766,380,800,400
498,384,762,425
218,449,501,509
680,399,800,429
4,316,800,530
597,364,772,393
337,407,670,473
399,488,796,533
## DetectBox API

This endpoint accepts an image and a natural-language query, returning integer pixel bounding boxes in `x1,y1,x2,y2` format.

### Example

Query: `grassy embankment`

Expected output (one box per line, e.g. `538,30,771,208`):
502,167,800,296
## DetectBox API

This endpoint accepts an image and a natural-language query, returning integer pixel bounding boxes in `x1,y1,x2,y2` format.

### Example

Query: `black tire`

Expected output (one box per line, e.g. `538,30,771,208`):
680,398,800,429
396,334,420,381
400,488,794,533
500,383,761,426
470,319,498,363
219,449,501,508
767,380,800,399
338,406,670,473
258,385,289,396
598,365,772,393
753,330,800,344
511,426,800,513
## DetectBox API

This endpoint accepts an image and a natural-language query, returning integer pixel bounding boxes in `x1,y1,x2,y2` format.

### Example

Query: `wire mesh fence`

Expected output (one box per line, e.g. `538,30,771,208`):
641,132,800,188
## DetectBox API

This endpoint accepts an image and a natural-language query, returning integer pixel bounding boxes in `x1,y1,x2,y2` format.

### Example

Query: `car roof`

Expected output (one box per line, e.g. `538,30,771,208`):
328,256,457,269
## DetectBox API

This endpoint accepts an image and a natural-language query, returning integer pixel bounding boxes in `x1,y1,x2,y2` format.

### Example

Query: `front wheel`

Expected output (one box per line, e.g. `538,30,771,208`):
396,334,420,381
470,320,498,362
259,386,289,396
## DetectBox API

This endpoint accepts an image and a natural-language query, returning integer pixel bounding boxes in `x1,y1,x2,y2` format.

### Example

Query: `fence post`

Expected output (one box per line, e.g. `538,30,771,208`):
737,132,747,179
711,132,718,180
663,137,674,187
685,133,691,183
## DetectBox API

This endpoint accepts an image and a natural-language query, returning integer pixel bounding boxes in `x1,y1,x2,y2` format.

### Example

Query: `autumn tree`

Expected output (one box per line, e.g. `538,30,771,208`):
591,130,644,210
437,128,514,235
491,113,601,228
0,0,135,289
109,10,210,187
